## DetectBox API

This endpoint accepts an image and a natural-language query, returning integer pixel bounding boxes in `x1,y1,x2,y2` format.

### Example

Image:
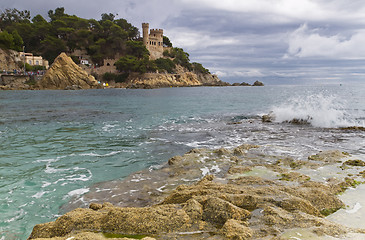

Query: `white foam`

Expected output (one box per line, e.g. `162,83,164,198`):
79,151,122,157
67,188,89,197
211,165,221,173
42,181,52,188
271,93,361,128
200,167,210,176
32,191,46,199
346,202,362,214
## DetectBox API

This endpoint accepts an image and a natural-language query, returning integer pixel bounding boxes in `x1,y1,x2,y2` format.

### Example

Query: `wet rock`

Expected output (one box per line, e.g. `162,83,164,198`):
220,219,252,240
340,126,365,131
89,203,103,211
31,232,155,240
308,150,347,163
29,146,363,240
343,159,365,166
233,144,259,156
168,155,183,165
262,114,274,122
287,117,312,125
214,148,231,156
182,199,203,222
202,197,250,225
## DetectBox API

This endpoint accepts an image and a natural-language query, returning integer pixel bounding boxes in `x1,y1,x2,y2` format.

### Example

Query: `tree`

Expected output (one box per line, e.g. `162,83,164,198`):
39,35,67,62
101,13,115,22
11,30,23,51
0,31,14,49
154,58,176,73
192,62,210,74
48,7,66,21
126,40,149,59
163,36,172,47
0,8,30,29
115,55,139,72
169,47,192,71
115,55,156,73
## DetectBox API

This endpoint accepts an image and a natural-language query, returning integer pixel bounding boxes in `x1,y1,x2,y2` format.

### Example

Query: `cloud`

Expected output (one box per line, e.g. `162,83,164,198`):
2,0,365,83
285,23,365,59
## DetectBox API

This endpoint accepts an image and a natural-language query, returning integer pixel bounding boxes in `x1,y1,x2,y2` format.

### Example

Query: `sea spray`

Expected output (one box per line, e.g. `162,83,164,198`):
271,93,361,128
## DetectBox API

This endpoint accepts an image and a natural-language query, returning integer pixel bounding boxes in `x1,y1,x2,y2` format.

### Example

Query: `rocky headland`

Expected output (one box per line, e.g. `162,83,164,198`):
123,65,228,89
28,143,365,240
36,53,99,90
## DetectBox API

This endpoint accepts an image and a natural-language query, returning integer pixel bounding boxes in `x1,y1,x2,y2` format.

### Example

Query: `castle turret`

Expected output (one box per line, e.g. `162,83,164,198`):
142,23,164,60
142,23,149,47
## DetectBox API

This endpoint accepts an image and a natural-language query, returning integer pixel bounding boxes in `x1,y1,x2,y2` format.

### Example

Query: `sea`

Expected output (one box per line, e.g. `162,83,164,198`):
0,84,364,240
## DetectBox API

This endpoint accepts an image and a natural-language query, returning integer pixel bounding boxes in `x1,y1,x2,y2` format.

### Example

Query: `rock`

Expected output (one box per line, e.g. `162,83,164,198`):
220,219,252,240
262,113,275,122
30,231,156,240
37,53,99,90
29,147,360,240
252,80,264,86
125,66,228,89
343,159,365,166
308,150,347,163
0,48,19,71
240,82,251,86
340,126,365,131
202,197,251,225
89,203,103,211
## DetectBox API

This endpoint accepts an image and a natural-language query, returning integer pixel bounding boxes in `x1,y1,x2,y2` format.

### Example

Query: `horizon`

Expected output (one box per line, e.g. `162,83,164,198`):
2,0,365,85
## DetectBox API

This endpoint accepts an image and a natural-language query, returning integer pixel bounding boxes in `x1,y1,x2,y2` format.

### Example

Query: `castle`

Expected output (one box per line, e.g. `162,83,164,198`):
142,23,164,60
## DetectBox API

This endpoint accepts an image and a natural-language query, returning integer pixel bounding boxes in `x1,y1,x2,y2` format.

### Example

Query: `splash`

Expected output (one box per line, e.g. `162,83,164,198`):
271,94,361,128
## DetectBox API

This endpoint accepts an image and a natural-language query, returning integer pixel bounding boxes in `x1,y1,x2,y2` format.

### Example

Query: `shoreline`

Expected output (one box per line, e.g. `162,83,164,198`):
28,143,365,240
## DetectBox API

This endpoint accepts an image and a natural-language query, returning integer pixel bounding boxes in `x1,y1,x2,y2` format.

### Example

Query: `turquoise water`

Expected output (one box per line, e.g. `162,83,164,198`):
0,85,364,239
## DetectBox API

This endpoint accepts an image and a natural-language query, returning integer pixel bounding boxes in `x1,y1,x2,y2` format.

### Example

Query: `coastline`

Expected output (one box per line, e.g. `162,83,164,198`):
28,142,365,240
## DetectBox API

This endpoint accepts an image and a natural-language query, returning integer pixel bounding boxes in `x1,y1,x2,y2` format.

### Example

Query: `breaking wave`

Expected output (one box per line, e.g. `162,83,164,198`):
271,94,363,128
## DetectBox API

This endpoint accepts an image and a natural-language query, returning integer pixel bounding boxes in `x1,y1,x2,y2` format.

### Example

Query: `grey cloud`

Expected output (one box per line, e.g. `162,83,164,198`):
1,0,365,84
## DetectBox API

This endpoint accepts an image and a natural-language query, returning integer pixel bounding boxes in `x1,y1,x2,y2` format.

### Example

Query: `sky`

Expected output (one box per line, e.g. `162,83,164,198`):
2,0,365,84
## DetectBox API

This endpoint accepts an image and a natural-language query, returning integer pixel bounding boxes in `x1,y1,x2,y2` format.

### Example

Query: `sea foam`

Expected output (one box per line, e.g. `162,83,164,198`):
271,94,362,128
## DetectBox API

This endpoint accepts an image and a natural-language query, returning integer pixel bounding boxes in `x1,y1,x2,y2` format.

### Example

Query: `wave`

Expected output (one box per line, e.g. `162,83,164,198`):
271,94,364,128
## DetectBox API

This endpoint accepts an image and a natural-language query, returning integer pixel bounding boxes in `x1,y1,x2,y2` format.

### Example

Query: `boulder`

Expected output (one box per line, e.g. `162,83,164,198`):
37,53,99,90
252,80,264,86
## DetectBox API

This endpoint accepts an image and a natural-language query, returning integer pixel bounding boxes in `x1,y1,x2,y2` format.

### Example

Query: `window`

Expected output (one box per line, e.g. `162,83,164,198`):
36,60,39,65
107,63,110,66
28,60,32,64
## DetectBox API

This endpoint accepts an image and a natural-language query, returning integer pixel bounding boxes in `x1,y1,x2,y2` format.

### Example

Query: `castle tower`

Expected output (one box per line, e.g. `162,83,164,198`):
142,23,149,47
142,23,164,60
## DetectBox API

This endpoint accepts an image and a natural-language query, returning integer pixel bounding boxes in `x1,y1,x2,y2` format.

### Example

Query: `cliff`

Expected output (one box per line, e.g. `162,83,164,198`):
0,48,20,71
37,53,99,90
121,66,228,89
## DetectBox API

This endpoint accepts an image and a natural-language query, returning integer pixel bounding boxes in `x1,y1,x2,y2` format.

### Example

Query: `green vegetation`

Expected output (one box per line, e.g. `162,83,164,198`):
320,207,342,217
0,7,210,75
163,36,172,47
1,7,138,63
154,58,176,73
102,72,129,83
192,62,210,74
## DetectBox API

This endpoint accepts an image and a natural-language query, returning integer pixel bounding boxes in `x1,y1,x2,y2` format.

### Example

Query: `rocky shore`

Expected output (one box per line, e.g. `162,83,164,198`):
28,143,365,240
0,50,229,90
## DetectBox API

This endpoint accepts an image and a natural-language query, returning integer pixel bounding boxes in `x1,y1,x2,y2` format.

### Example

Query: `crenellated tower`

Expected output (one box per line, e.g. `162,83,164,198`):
142,23,164,60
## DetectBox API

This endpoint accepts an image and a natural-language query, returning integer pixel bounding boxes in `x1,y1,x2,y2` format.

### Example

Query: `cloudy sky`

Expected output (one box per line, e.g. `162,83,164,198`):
2,0,365,84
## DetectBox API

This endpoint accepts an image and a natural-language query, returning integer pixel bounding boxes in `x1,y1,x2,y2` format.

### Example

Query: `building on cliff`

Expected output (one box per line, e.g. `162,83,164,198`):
142,23,164,60
19,52,49,69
